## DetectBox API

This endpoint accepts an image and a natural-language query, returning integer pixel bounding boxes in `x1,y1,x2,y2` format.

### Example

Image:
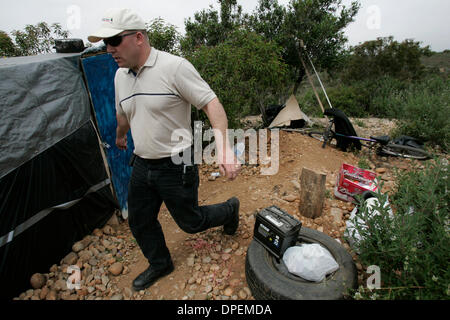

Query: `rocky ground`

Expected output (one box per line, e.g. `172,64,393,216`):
14,118,429,301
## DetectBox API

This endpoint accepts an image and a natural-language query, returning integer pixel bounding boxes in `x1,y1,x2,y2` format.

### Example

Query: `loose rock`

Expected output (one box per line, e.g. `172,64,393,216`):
39,286,49,300
223,287,233,296
109,262,123,276
54,279,67,292
221,253,231,261
238,289,248,299
62,252,78,266
72,241,85,253
103,225,115,235
46,290,57,300
329,208,343,225
30,273,46,289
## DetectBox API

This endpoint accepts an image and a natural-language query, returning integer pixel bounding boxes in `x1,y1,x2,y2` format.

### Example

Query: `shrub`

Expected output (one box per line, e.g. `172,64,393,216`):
357,76,408,118
296,76,410,118
296,83,369,118
186,29,290,127
342,36,432,83
392,76,450,151
348,158,450,299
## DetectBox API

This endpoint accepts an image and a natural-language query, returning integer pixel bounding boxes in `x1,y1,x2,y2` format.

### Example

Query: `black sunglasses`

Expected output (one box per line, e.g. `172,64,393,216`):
103,32,137,47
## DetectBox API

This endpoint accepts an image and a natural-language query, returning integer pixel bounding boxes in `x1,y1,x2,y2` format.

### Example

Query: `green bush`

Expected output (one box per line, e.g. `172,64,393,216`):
296,83,369,118
296,76,410,118
296,88,324,117
348,158,450,299
297,74,448,152
324,85,369,117
342,36,432,83
392,76,450,151
357,76,408,118
186,29,290,127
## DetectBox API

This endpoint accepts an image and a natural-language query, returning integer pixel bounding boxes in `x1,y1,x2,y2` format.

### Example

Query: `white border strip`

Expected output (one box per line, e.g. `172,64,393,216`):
0,178,111,248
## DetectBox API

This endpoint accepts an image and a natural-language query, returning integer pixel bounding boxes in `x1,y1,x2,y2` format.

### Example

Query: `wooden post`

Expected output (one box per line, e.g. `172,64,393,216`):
298,168,327,219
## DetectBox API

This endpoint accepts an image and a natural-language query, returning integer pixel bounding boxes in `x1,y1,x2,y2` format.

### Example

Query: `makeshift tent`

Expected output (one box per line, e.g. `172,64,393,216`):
0,53,119,299
268,95,313,129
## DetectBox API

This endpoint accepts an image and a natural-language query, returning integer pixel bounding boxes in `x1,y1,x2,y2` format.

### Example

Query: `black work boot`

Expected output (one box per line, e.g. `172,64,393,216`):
223,197,240,235
132,263,174,291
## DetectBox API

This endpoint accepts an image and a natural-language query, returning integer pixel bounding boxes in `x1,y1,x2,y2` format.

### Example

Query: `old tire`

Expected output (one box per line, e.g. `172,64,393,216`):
245,227,357,300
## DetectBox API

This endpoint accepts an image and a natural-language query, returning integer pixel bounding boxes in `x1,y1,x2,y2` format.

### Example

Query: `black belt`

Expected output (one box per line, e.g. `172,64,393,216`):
135,146,193,165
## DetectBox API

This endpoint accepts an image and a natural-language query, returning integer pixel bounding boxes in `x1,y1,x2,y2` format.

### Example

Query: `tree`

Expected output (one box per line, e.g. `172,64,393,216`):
186,29,290,127
246,0,286,44
249,0,360,94
182,0,360,105
342,36,433,82
146,18,181,55
11,22,69,56
181,0,244,53
0,31,17,57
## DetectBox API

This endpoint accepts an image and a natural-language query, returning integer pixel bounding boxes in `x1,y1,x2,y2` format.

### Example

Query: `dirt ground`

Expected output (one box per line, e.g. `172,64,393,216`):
16,116,439,301
109,119,411,300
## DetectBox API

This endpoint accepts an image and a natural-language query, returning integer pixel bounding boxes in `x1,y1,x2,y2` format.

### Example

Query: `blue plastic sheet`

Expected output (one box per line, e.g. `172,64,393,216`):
81,54,134,214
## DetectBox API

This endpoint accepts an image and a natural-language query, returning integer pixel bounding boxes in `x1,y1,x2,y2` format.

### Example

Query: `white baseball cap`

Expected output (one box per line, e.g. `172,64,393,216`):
88,8,146,43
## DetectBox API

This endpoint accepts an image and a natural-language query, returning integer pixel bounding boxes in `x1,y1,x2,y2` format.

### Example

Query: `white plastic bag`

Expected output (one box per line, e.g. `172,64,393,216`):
282,244,339,282
344,196,394,253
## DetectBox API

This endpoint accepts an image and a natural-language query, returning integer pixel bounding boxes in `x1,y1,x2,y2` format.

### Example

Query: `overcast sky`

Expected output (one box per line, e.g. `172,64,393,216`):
1,0,449,51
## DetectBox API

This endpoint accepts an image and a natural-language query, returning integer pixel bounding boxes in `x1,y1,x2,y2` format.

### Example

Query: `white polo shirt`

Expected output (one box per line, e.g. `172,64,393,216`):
114,48,216,159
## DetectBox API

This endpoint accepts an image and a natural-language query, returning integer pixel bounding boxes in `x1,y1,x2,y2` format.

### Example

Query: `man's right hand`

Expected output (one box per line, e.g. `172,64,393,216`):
116,135,128,150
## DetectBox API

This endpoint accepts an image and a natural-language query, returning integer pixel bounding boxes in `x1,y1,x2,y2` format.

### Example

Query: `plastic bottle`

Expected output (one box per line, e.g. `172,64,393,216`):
234,142,245,164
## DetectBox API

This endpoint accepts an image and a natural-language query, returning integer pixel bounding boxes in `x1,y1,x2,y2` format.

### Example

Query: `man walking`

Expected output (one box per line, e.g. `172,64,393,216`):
88,8,240,291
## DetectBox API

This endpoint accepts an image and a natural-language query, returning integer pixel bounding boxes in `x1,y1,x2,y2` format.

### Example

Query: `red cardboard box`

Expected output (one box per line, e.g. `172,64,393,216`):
334,163,378,202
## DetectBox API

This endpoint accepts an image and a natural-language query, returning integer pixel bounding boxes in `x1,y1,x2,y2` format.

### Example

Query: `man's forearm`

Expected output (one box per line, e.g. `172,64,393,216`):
116,124,130,138
202,98,232,161
116,113,130,137
202,97,240,180
116,113,130,150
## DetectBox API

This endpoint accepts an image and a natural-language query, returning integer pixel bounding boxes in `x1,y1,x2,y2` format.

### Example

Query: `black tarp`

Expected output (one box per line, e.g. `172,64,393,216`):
0,53,91,180
0,53,119,299
324,108,362,151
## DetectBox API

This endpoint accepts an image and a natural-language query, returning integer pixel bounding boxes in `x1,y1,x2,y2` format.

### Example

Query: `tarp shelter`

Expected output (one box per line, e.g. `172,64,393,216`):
0,53,119,299
268,95,313,129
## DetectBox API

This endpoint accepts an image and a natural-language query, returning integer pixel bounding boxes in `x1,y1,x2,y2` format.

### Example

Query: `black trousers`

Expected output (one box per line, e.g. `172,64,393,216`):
128,153,233,270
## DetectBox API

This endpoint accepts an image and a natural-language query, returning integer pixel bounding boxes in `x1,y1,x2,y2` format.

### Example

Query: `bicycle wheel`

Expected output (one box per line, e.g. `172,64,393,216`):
379,144,430,160
308,131,337,147
281,128,316,135
308,131,325,142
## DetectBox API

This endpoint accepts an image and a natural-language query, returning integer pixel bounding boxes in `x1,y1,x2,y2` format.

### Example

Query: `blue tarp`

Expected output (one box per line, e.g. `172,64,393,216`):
81,54,134,215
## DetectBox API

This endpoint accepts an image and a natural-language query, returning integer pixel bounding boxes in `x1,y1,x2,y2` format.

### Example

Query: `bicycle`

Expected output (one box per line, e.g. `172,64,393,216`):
307,109,431,160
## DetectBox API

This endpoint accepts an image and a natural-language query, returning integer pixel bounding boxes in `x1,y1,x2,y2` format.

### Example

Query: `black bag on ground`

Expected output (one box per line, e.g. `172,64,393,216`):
392,135,425,149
